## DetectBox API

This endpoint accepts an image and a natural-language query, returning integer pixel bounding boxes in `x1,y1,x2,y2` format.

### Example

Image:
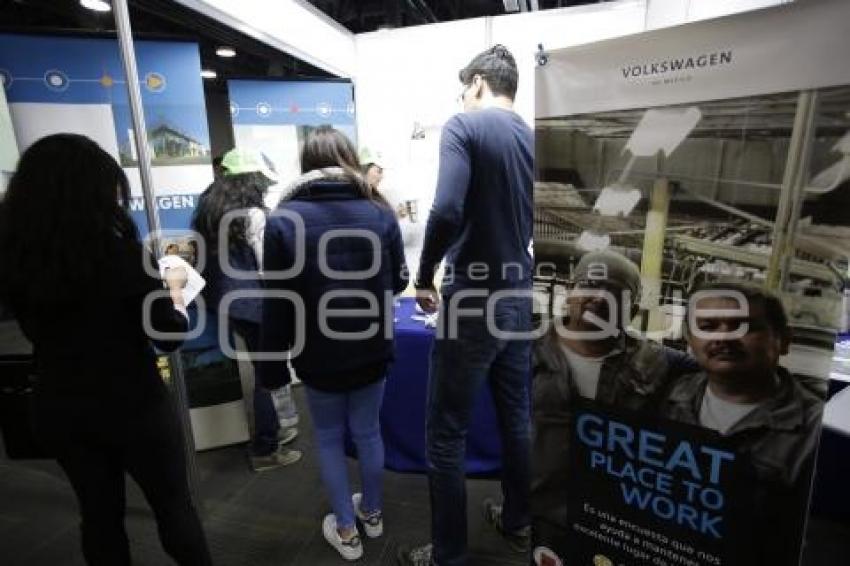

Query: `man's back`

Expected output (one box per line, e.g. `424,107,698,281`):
418,107,533,295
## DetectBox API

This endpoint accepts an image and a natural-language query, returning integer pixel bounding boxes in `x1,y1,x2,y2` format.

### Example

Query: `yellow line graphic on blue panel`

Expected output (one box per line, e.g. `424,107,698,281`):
0,69,129,92
145,72,166,93
0,69,130,92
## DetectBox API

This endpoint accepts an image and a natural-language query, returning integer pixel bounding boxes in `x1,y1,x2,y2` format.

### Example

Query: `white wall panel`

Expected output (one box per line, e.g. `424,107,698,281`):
355,18,488,208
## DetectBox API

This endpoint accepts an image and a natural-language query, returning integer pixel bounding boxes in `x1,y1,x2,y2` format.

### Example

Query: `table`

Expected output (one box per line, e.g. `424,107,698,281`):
378,297,503,475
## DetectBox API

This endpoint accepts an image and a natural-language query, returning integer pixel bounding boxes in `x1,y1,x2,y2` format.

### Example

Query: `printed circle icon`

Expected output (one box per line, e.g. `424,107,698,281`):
229,102,239,117
44,69,69,92
316,102,332,117
0,69,11,90
145,72,166,93
347,101,356,116
532,546,563,566
256,102,272,118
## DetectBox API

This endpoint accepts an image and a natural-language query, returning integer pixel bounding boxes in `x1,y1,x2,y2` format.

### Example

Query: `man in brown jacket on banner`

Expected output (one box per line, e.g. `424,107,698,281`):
660,281,825,565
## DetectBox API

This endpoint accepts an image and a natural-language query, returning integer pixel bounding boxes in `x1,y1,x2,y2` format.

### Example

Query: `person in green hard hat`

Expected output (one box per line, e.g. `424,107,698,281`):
193,148,302,472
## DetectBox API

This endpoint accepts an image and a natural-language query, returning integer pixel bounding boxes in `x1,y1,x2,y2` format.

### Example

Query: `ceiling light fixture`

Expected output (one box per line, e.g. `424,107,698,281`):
216,46,236,58
80,0,111,12
200,69,217,80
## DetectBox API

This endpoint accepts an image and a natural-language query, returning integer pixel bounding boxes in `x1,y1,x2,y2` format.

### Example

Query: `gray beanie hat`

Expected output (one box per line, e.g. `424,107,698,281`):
573,250,641,297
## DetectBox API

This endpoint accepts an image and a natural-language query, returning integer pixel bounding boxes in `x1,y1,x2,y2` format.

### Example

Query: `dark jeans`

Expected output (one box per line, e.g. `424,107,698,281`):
426,295,532,566
36,391,212,566
231,319,281,456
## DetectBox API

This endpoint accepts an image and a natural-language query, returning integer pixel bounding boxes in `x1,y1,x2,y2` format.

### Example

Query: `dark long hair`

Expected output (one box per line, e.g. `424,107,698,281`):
0,134,138,306
301,126,390,208
192,172,271,251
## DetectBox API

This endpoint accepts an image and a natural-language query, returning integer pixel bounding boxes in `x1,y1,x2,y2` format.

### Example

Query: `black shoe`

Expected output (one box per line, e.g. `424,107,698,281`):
397,543,434,565
483,498,530,554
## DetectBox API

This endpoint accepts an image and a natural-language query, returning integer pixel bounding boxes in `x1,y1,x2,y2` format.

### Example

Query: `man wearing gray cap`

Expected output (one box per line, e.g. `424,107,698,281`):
530,250,696,555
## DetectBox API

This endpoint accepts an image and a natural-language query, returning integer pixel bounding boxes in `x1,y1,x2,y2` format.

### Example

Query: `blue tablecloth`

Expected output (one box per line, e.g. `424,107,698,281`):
380,297,503,475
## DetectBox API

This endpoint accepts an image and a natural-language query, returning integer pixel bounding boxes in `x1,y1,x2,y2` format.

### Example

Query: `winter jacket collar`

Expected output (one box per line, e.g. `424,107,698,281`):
274,167,364,205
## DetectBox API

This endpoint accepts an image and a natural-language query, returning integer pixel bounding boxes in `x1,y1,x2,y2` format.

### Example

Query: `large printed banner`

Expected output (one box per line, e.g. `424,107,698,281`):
536,0,850,118
0,34,213,235
563,403,758,566
531,1,849,565
227,79,355,206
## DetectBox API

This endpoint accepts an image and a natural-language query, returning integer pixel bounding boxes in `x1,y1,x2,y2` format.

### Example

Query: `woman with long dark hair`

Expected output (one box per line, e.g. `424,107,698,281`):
0,134,212,566
192,149,302,472
260,126,407,561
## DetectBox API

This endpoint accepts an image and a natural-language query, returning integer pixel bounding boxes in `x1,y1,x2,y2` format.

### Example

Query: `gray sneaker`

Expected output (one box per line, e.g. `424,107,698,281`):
250,447,302,472
277,427,298,445
483,498,530,553
397,543,433,566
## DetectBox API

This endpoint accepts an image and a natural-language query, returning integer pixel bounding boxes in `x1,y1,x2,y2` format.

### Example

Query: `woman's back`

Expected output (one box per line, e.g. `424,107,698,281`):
0,133,211,566
262,178,407,392
11,239,184,403
192,172,269,324
0,134,187,405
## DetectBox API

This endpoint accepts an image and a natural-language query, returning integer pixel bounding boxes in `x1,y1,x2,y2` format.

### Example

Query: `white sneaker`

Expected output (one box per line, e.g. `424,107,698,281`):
322,513,363,561
352,492,383,538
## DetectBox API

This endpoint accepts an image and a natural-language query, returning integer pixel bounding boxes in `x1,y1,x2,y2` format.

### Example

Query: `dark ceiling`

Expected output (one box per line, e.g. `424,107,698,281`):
306,0,601,33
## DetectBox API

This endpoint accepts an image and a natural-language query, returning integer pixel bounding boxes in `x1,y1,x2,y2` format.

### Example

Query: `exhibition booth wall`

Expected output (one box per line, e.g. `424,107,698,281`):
226,78,356,206
352,0,791,270
0,0,794,253
0,34,212,238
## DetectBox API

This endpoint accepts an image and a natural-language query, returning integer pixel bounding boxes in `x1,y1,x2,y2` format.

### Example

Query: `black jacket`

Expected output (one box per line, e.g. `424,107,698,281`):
259,180,408,392
8,241,187,407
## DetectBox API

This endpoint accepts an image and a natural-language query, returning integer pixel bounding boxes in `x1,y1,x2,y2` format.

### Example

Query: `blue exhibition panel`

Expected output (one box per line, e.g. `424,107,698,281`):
0,33,212,235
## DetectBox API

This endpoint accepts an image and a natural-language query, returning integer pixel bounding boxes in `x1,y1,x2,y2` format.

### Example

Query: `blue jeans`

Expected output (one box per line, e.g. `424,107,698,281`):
305,379,386,530
427,295,532,566
231,320,281,457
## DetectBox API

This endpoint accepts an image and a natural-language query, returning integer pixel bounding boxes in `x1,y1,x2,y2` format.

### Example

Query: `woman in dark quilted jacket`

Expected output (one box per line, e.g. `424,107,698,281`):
260,126,408,561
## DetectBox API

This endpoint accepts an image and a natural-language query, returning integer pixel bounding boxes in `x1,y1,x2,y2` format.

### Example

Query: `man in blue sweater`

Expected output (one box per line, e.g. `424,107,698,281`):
398,45,534,566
